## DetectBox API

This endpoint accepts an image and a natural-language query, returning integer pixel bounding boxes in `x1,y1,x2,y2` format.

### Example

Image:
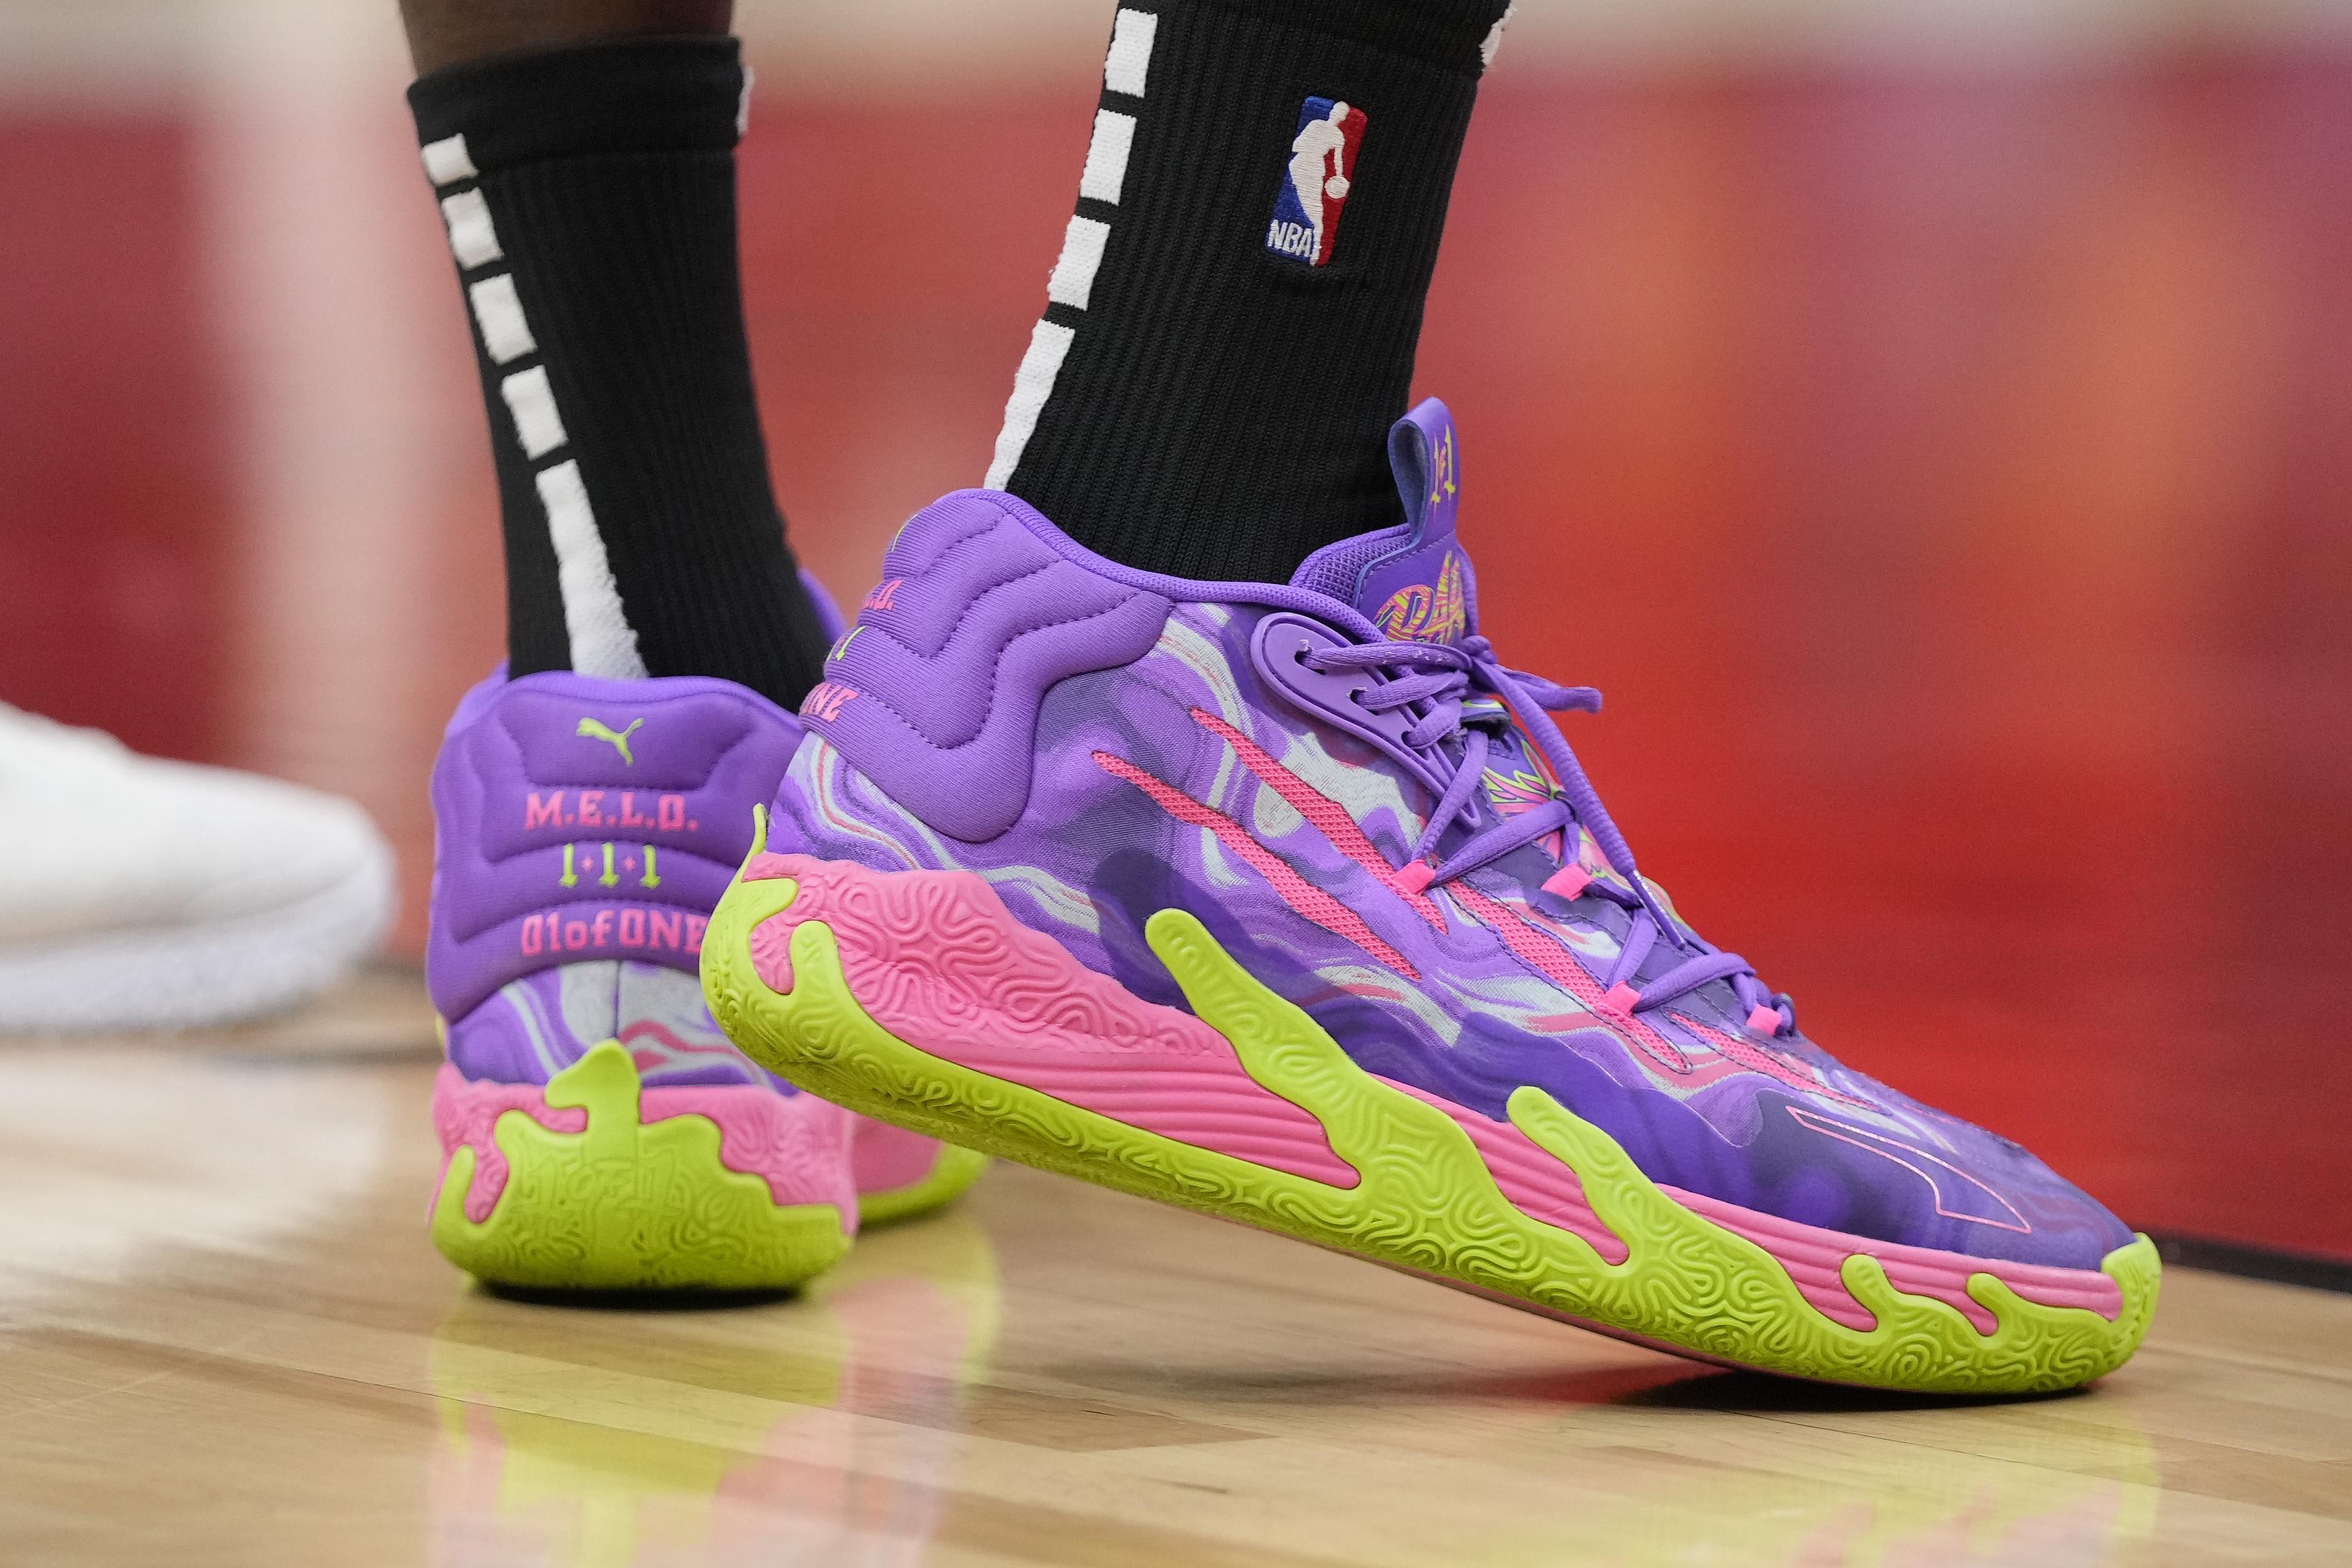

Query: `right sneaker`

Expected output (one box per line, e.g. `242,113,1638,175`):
427,661,985,1293
705,398,2158,1391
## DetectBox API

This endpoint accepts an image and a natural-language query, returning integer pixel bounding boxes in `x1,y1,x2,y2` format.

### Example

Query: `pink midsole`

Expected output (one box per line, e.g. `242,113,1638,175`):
853,1117,947,1194
430,1065,858,1225
747,852,2123,1332
749,852,1359,1189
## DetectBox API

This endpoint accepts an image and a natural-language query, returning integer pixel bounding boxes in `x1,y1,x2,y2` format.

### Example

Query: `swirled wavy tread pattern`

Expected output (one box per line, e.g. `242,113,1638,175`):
1663,1183,2123,1334
429,1041,853,1291
1379,1076,1627,1263
705,833,2158,1393
432,1060,859,1218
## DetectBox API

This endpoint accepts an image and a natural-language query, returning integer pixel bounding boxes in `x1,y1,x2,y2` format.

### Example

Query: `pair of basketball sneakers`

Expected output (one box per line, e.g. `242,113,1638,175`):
427,399,2158,1394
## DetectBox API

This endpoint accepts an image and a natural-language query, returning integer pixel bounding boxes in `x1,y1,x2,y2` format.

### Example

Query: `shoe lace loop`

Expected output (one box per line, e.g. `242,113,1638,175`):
1304,635,1795,1035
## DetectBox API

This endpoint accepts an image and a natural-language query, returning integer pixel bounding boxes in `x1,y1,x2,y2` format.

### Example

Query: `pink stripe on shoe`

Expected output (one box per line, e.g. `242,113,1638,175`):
1093,751,1421,978
1446,883,1692,1075
1449,882,1873,1111
749,854,1361,1189
1188,708,1447,931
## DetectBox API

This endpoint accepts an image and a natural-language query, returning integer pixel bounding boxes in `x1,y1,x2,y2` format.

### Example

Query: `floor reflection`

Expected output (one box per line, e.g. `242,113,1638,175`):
426,1212,999,1568
1523,1429,2158,1568
1042,1319,2163,1567
1497,1369,2163,1568
0,1046,396,1303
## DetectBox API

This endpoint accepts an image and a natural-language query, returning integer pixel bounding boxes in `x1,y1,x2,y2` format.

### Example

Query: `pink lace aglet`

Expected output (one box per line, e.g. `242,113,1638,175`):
1747,1005,1783,1036
1602,983,1642,1016
1391,860,1436,896
1541,865,1592,900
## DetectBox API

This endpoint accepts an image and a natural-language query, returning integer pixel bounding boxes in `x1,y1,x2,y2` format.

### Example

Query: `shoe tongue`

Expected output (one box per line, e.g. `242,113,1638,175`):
1289,399,1582,854
1291,397,1480,641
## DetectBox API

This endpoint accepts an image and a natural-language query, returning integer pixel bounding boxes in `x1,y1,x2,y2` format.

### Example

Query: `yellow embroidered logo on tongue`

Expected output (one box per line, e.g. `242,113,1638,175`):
1371,550,1469,643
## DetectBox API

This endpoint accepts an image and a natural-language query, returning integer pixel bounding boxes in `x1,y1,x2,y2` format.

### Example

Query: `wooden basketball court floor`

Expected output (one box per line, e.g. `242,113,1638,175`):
2,977,2348,1568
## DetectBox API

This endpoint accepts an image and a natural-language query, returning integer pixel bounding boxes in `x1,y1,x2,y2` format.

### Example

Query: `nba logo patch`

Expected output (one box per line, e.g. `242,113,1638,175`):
1266,97,1366,267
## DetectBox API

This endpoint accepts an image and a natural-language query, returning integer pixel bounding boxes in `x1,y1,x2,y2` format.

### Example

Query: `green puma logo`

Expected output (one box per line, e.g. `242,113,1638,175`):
577,716,643,765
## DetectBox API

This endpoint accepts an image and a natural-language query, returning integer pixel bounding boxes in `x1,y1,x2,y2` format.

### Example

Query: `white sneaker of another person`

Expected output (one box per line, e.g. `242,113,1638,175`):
0,705,394,1031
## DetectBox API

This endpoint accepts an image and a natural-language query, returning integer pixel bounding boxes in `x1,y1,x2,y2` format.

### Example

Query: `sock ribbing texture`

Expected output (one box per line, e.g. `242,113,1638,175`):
994,0,1511,584
409,36,829,708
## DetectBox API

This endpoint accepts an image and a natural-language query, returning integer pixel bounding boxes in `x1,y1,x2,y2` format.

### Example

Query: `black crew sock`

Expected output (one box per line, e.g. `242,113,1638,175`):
989,0,1510,584
408,36,828,708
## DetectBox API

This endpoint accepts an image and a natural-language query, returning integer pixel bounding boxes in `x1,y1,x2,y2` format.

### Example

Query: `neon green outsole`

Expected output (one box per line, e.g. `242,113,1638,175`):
703,832,2158,1394
858,1144,992,1229
430,1041,853,1293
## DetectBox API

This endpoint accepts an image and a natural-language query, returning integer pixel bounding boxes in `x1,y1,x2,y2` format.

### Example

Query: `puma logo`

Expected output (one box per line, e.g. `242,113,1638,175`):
576,716,643,765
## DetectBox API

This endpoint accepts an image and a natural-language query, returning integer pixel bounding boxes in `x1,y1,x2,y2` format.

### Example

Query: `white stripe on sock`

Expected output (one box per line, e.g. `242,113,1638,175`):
1481,3,1515,67
421,134,477,187
467,274,537,364
1046,216,1111,311
500,366,567,460
537,460,647,679
1078,109,1137,207
984,319,1075,490
1103,10,1158,98
983,14,1159,490
439,188,502,269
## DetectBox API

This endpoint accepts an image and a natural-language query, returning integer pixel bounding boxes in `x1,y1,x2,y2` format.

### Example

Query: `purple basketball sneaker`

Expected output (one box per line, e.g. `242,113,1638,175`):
703,401,2158,1389
427,593,985,1292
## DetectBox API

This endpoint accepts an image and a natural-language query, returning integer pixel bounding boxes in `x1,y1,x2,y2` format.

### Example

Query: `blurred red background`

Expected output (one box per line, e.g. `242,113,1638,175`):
2,14,2346,1259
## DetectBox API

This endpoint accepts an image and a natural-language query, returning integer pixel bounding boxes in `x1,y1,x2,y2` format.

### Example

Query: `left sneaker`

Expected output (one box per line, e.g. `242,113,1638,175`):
705,399,2158,1391
427,592,983,1294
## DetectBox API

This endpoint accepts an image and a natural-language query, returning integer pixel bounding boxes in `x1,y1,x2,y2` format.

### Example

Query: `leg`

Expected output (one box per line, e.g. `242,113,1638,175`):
400,0,731,76
405,2,983,1292
402,0,828,708
702,1,2155,1394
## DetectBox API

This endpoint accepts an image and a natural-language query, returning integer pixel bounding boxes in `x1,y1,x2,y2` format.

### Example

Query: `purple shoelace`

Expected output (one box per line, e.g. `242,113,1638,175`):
1304,635,1797,1036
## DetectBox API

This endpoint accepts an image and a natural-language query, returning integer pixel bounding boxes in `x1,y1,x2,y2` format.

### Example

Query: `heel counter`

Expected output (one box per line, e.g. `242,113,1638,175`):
427,672,803,1027
795,490,1169,842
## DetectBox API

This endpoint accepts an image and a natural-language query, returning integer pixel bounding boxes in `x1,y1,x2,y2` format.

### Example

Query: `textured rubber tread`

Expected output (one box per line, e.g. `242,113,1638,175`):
430,1041,851,1291
704,825,2158,1393
858,1145,993,1229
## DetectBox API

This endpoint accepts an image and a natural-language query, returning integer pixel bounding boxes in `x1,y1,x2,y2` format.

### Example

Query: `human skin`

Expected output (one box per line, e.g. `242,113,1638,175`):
400,0,731,74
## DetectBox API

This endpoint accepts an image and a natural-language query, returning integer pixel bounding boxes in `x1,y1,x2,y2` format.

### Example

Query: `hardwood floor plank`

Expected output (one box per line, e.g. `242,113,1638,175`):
4,998,2350,1566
